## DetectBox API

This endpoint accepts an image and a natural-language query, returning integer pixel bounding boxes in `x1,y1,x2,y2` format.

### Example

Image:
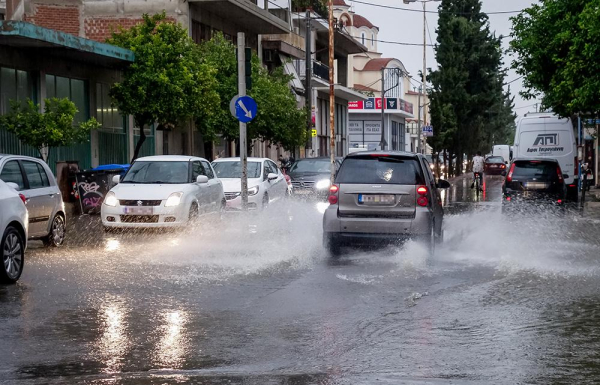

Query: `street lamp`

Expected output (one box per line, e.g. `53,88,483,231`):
403,0,441,153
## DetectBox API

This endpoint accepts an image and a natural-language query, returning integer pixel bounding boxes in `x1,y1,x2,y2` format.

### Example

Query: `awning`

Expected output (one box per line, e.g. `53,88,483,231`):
0,21,134,67
315,84,367,101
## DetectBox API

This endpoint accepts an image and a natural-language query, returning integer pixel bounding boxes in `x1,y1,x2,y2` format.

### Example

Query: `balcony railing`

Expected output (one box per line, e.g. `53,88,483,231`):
295,59,330,81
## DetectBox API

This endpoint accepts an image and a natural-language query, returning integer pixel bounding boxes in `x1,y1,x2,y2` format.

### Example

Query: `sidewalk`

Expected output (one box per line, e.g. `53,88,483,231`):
583,186,600,218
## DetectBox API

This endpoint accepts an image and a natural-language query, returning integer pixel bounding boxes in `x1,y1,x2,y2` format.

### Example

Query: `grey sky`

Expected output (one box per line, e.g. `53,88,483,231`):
347,0,540,118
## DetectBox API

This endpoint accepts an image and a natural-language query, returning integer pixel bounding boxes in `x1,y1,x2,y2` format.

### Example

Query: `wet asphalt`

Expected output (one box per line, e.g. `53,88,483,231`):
2,175,600,384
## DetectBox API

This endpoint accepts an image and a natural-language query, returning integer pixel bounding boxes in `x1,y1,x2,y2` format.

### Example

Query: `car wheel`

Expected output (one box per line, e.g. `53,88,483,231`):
188,203,199,223
324,233,342,258
43,214,65,247
1,226,25,284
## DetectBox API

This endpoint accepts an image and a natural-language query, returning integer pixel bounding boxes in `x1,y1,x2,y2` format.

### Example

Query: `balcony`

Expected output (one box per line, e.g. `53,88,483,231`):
295,59,330,82
262,32,305,59
189,0,290,35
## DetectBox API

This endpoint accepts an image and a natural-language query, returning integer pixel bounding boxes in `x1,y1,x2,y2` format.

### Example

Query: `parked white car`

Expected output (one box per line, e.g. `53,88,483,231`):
212,157,288,210
0,180,28,284
0,155,66,247
101,155,225,229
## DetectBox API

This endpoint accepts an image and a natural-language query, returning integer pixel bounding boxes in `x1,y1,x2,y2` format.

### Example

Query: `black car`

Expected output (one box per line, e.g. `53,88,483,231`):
502,158,567,212
288,157,343,198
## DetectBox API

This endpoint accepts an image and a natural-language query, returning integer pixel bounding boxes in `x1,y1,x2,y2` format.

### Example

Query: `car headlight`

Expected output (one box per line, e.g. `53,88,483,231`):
315,179,331,190
165,192,183,207
104,191,118,207
248,186,259,196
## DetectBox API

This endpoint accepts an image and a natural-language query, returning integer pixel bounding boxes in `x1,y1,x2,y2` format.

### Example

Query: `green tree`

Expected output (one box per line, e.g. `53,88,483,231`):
107,12,220,161
510,0,600,118
197,33,306,152
0,98,100,163
428,0,514,175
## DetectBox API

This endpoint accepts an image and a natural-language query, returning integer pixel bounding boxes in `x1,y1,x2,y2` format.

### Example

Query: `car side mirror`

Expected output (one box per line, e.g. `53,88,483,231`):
437,179,451,189
112,175,120,184
5,182,20,191
196,175,209,184
267,173,278,181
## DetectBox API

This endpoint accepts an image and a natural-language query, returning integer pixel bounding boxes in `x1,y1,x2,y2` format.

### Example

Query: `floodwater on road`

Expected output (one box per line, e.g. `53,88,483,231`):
2,176,600,384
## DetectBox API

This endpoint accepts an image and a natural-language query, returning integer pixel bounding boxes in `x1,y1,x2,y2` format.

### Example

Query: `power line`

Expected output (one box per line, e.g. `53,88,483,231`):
514,103,537,110
352,36,434,47
504,75,524,85
350,0,523,15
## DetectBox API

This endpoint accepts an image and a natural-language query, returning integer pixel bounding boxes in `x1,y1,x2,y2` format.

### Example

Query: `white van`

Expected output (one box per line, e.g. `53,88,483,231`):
513,113,578,198
492,145,511,164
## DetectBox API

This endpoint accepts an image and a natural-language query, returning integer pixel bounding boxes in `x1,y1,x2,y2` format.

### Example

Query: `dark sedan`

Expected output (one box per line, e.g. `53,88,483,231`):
288,157,342,198
484,156,507,175
502,158,567,213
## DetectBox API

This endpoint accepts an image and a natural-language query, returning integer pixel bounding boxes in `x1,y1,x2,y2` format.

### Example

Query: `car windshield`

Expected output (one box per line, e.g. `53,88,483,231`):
121,161,189,184
487,156,505,163
512,161,558,182
289,159,332,173
336,156,424,185
212,161,261,178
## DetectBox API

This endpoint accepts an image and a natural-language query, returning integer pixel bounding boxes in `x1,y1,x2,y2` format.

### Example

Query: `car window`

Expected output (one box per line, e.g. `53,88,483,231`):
486,156,505,163
336,156,425,185
22,161,50,189
289,159,331,173
122,161,189,184
512,161,559,182
422,159,435,186
192,161,205,180
0,161,25,190
268,161,279,175
201,161,214,179
212,161,262,179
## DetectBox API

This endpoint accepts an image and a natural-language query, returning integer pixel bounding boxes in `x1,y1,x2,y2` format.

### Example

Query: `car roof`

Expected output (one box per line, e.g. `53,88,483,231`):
512,157,559,163
295,157,343,161
135,155,207,162
212,157,272,162
346,151,419,159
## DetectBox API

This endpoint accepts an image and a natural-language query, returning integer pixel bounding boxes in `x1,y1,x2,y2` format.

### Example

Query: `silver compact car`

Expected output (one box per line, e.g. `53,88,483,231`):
323,151,451,256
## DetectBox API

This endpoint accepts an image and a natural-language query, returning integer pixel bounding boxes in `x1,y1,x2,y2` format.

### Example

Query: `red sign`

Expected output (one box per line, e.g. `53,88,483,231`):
348,101,363,109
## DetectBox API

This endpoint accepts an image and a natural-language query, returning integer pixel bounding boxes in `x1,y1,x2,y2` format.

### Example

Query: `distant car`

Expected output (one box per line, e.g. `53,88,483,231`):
502,158,567,212
484,156,507,175
288,157,343,198
0,155,66,246
323,151,451,257
101,155,225,229
212,157,288,211
0,180,28,284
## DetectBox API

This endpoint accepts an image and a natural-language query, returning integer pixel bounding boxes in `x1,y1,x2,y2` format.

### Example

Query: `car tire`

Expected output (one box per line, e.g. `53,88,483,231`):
324,233,342,258
188,203,199,223
426,224,436,258
43,214,66,247
1,226,25,284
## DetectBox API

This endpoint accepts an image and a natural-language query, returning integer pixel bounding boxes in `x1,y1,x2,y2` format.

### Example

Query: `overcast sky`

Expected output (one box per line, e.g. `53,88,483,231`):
347,0,541,118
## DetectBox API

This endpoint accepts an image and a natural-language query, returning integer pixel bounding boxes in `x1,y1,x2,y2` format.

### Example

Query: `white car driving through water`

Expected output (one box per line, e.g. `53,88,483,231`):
0,180,28,284
101,155,225,229
212,157,288,210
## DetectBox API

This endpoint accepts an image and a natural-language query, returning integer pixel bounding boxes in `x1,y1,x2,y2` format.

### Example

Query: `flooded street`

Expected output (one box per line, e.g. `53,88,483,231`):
2,176,600,384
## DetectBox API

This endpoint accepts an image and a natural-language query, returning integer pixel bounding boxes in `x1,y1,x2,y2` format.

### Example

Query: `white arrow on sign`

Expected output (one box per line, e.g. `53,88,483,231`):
238,100,252,118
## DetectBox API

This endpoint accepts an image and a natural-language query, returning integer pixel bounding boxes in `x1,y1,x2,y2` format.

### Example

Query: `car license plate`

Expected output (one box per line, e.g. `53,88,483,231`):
123,206,153,215
491,165,498,168
294,189,313,195
358,194,395,205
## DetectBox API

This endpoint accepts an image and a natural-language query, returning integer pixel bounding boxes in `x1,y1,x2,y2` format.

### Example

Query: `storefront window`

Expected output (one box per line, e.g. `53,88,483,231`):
0,67,33,114
46,74,88,122
96,83,124,131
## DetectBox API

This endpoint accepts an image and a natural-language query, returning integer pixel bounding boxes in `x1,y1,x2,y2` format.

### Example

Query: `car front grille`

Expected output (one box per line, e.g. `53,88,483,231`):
225,192,240,201
119,200,162,206
120,215,159,223
291,181,315,188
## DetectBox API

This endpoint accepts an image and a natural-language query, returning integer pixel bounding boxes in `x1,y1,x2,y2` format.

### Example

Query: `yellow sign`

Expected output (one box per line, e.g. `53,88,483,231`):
311,129,317,137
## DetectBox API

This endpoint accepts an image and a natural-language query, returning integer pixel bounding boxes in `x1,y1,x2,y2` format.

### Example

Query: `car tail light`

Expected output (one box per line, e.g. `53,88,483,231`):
557,199,563,204
506,163,516,182
506,196,511,201
416,185,428,207
328,185,339,205
500,164,506,169
557,166,564,183
19,193,26,204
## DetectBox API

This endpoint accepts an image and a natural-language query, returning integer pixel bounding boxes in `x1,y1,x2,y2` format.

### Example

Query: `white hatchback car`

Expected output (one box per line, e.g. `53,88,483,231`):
212,157,288,210
0,180,28,284
101,155,225,229
0,155,66,247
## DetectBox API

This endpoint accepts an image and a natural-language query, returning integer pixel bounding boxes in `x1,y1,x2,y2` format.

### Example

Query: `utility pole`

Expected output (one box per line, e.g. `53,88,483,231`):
328,0,335,184
417,85,422,153
305,10,312,151
380,67,385,150
238,32,248,211
421,1,427,154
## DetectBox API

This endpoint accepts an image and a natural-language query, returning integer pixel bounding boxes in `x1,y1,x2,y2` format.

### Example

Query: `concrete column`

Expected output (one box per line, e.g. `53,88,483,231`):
89,82,99,167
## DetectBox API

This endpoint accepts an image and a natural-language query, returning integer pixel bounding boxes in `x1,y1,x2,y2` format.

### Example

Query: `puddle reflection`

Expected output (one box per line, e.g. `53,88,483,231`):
154,310,189,368
97,299,130,373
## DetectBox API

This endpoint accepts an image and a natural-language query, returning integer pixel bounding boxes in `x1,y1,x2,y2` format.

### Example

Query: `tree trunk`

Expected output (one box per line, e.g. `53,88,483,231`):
443,149,448,178
456,152,464,176
131,125,147,163
39,145,49,163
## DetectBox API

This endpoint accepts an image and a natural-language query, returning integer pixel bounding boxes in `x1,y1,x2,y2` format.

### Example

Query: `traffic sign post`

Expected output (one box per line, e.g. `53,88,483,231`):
233,96,257,123
237,32,248,211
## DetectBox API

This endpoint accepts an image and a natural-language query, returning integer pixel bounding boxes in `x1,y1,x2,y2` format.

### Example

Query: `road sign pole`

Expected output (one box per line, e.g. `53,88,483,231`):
238,32,248,211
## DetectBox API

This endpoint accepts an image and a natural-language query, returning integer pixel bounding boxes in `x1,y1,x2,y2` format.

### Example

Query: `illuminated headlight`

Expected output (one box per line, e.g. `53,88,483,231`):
248,186,259,196
165,192,183,207
430,164,434,170
315,179,331,190
104,191,118,207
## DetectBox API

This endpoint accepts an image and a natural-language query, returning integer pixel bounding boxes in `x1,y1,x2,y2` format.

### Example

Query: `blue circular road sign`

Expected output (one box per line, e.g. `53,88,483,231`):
234,95,257,123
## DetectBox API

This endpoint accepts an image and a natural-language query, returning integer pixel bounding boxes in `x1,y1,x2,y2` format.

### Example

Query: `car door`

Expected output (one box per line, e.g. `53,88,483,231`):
19,160,56,236
201,160,221,212
421,158,443,230
191,161,210,212
268,160,287,200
